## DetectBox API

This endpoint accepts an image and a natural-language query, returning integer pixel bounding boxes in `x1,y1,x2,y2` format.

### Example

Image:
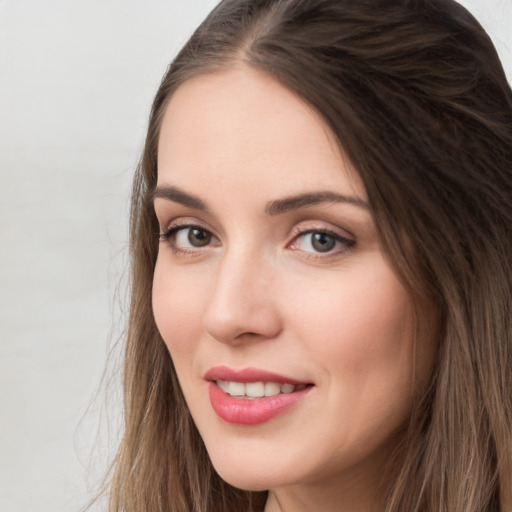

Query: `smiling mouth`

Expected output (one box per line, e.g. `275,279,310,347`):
216,380,308,399
205,366,314,423
208,379,314,424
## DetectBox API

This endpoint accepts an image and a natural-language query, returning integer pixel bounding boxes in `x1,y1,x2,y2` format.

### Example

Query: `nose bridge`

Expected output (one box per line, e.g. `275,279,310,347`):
203,244,281,344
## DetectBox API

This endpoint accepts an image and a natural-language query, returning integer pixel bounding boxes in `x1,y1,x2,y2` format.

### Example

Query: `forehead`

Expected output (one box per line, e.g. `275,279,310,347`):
157,66,365,201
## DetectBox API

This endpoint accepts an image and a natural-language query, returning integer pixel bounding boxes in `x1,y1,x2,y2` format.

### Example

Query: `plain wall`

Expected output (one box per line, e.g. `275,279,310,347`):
0,1,510,511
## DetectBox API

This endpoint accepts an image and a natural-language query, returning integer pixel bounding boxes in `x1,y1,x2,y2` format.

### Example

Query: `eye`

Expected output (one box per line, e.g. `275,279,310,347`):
178,227,213,247
288,229,355,255
160,224,220,252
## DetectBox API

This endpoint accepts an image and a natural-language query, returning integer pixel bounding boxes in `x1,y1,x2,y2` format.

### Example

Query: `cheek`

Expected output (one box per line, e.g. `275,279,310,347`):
286,258,419,397
152,258,207,359
298,275,422,456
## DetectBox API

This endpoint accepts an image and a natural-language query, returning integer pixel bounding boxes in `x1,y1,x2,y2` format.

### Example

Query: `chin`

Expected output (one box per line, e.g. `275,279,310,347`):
218,474,270,492
215,471,285,493
206,446,292,492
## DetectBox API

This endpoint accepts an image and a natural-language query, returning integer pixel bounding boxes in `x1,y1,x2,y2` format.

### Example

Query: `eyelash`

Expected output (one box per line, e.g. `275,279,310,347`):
158,223,356,258
288,226,356,259
159,223,218,255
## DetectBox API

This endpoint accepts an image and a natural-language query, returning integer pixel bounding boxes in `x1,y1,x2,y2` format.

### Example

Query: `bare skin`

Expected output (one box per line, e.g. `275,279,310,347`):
153,66,436,512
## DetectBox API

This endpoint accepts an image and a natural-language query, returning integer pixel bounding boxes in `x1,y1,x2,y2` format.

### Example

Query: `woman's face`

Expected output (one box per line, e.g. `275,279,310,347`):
153,67,435,505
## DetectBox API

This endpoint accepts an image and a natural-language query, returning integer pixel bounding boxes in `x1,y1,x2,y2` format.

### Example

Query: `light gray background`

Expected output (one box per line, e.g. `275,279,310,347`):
0,1,510,511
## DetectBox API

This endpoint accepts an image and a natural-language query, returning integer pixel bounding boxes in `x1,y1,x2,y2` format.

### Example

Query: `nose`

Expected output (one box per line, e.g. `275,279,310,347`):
203,249,282,345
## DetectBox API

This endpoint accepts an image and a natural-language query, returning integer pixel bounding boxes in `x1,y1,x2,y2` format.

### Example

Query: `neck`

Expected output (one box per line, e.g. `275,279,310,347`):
264,483,381,512
262,441,400,512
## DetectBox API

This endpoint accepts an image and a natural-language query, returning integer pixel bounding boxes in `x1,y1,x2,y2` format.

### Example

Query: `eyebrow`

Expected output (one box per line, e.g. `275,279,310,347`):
152,185,369,215
152,185,209,212
265,191,369,215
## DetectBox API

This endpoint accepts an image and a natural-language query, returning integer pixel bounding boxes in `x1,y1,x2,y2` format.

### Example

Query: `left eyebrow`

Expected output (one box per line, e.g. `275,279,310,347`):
265,191,369,215
151,185,209,212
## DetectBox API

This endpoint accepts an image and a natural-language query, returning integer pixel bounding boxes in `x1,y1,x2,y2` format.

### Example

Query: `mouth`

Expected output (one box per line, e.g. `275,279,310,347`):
216,380,308,399
204,366,314,425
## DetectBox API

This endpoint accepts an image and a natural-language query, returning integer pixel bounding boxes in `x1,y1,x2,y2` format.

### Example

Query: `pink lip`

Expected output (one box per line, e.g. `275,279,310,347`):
205,366,313,425
204,366,310,386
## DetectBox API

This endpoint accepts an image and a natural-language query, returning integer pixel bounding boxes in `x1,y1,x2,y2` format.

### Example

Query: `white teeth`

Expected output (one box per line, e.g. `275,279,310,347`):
264,382,281,397
217,380,230,393
246,382,265,397
216,380,305,398
228,381,245,396
280,383,295,394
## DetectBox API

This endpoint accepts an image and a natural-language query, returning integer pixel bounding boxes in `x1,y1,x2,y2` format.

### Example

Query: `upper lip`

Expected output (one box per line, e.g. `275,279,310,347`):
204,366,312,386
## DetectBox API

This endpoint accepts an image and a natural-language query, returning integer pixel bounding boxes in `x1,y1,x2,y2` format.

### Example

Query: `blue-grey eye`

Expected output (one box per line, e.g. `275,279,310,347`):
290,229,353,255
310,232,336,252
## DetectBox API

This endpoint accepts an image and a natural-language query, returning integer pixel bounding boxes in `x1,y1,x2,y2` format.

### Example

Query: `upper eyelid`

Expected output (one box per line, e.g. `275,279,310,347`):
158,217,355,243
290,228,355,247
289,220,355,240
160,217,216,234
159,225,220,254
160,225,220,247
293,230,352,245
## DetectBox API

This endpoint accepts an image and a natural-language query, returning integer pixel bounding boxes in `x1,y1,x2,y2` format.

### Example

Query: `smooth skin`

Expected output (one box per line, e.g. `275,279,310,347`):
152,66,436,512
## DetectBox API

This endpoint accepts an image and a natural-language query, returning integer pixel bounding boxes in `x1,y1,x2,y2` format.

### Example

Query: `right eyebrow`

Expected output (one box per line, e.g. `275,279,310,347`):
265,191,369,215
151,185,209,212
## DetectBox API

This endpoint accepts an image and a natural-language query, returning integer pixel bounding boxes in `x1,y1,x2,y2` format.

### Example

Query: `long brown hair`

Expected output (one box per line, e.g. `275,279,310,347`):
108,0,512,510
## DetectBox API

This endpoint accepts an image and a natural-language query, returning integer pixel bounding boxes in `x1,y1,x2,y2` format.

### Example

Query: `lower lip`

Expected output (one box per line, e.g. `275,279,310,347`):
208,382,312,425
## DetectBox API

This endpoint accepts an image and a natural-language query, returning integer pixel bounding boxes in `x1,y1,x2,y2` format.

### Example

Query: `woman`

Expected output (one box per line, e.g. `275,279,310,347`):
109,0,512,510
